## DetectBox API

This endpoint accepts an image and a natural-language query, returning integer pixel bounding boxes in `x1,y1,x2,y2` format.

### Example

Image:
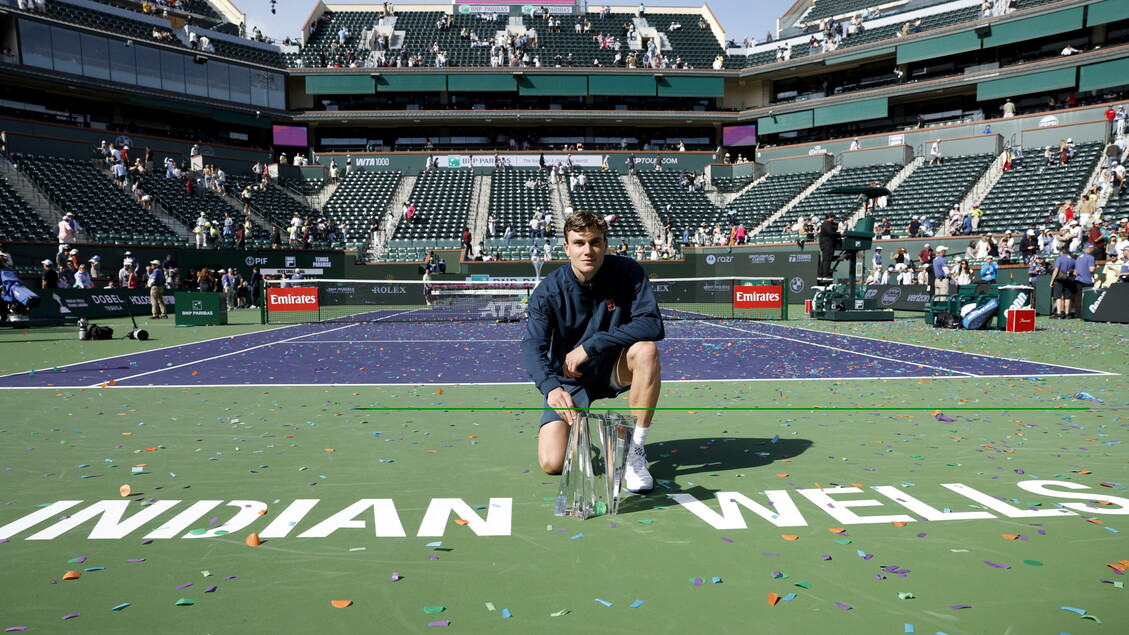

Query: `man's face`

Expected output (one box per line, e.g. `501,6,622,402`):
564,229,607,283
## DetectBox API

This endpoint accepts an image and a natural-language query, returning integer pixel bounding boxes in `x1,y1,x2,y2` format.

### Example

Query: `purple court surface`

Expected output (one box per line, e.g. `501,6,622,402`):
0,320,1107,389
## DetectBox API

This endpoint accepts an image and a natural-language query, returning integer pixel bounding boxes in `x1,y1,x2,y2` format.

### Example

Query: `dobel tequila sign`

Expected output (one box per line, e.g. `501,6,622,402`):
733,285,783,309
267,287,319,311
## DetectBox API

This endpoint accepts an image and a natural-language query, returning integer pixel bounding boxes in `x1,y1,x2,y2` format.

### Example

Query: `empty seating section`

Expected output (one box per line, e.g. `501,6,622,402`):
711,175,755,193
205,37,284,67
281,177,327,196
760,164,902,238
635,172,718,233
488,169,553,244
645,13,725,69
0,176,54,243
726,172,821,234
976,143,1103,234
788,6,981,62
226,176,319,230
805,0,880,23
45,0,176,41
136,174,264,244
299,10,394,68
567,170,647,240
13,154,177,244
872,154,994,235
322,171,402,248
389,170,473,243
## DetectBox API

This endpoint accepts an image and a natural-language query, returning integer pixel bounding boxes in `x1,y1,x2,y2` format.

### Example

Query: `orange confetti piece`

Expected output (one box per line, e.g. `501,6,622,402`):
257,509,268,515
436,388,443,395
767,593,781,606
62,571,81,580
331,600,353,608
891,521,907,527
468,435,478,439
245,533,261,547
108,380,116,386
135,463,148,467
1086,518,1104,524
1000,534,1019,540
145,448,157,452
454,519,469,526
121,432,132,436
776,473,790,477
427,450,438,453
780,458,793,462
829,528,846,534
324,448,335,452
781,535,799,541
1105,563,1127,572
191,371,198,375
119,484,131,497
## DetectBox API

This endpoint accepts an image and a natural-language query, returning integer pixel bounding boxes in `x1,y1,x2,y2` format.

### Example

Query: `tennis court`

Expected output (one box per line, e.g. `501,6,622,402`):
0,317,1107,390
1,306,1126,634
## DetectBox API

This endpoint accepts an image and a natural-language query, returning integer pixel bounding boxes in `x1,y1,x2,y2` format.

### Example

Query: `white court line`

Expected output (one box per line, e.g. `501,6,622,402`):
81,322,362,387
698,320,980,377
280,336,773,344
0,321,309,380
0,372,1111,391
744,321,1117,377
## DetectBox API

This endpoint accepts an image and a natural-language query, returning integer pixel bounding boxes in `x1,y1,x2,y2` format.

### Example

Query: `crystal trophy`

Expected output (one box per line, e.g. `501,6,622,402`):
554,411,636,519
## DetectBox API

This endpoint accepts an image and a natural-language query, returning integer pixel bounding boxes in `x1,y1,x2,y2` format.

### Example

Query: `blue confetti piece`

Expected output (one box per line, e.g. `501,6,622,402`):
629,600,644,608
500,608,511,618
425,541,442,547
904,625,915,634
570,533,584,540
1104,527,1120,533
782,593,796,602
1061,606,1086,615
110,603,130,611
711,577,722,584
594,599,613,607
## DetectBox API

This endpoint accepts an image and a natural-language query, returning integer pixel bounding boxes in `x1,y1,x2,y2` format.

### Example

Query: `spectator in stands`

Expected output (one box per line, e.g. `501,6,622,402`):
1060,44,1079,56
952,259,972,286
929,139,942,165
1072,244,1097,306
906,216,921,238
931,245,951,295
39,259,58,289
1050,247,1075,318
979,256,997,283
969,202,985,232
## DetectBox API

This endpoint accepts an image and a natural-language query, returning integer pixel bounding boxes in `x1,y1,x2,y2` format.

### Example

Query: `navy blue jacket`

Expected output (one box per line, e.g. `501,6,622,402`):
521,255,664,399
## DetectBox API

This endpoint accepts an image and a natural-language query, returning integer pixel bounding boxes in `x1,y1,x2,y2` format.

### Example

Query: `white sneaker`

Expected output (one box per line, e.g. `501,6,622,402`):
624,441,653,493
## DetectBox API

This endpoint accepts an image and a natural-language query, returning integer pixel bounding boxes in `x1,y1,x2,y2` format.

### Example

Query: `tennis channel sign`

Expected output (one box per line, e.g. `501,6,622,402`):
267,287,320,311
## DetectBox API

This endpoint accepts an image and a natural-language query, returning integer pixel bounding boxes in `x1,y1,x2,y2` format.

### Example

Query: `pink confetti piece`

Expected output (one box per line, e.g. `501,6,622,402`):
61,613,81,620
5,627,29,632
204,586,217,593
720,537,734,543
427,621,450,626
126,559,145,563
984,561,1011,569
391,572,401,582
223,576,237,580
175,583,192,590
835,602,853,611
949,605,972,610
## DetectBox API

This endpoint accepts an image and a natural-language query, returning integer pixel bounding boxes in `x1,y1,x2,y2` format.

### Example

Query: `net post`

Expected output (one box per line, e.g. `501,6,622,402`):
782,277,789,321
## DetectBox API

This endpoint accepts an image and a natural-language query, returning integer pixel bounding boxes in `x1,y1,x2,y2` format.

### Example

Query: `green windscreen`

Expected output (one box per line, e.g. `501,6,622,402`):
304,75,374,95
447,74,515,92
982,8,1083,47
589,75,655,96
518,75,587,96
1078,58,1129,92
976,68,1076,101
376,74,446,92
656,76,724,97
814,98,888,127
758,110,814,135
897,31,980,64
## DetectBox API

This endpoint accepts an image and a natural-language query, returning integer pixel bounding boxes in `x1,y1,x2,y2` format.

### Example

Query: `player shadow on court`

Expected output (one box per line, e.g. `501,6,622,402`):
616,436,813,514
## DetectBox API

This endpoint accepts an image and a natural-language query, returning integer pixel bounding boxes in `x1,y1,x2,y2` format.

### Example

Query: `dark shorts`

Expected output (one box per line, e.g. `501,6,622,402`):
1051,278,1074,299
539,351,629,426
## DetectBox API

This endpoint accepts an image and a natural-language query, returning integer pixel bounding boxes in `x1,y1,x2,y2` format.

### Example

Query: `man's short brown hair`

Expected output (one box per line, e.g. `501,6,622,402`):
563,209,608,237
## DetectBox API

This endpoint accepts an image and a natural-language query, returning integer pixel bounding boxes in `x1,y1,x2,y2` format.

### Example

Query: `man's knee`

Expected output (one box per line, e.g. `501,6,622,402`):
540,457,564,475
629,340,661,371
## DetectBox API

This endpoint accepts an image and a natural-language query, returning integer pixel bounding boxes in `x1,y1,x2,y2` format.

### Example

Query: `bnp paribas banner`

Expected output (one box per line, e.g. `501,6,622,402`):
694,251,818,302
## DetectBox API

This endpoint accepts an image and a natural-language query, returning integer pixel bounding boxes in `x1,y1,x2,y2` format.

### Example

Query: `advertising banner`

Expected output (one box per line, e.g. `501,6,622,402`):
26,288,176,320
733,285,783,309
267,287,320,311
1081,286,1129,323
861,285,933,312
694,251,818,301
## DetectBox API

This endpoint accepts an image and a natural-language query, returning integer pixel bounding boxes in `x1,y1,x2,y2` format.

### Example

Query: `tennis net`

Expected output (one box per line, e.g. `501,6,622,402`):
263,276,788,323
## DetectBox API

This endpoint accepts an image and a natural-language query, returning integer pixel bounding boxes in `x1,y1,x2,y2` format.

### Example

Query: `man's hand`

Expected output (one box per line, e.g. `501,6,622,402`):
563,345,589,379
547,386,579,424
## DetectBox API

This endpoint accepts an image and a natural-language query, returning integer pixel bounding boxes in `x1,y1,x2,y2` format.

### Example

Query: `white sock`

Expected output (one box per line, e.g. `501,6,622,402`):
632,426,649,447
